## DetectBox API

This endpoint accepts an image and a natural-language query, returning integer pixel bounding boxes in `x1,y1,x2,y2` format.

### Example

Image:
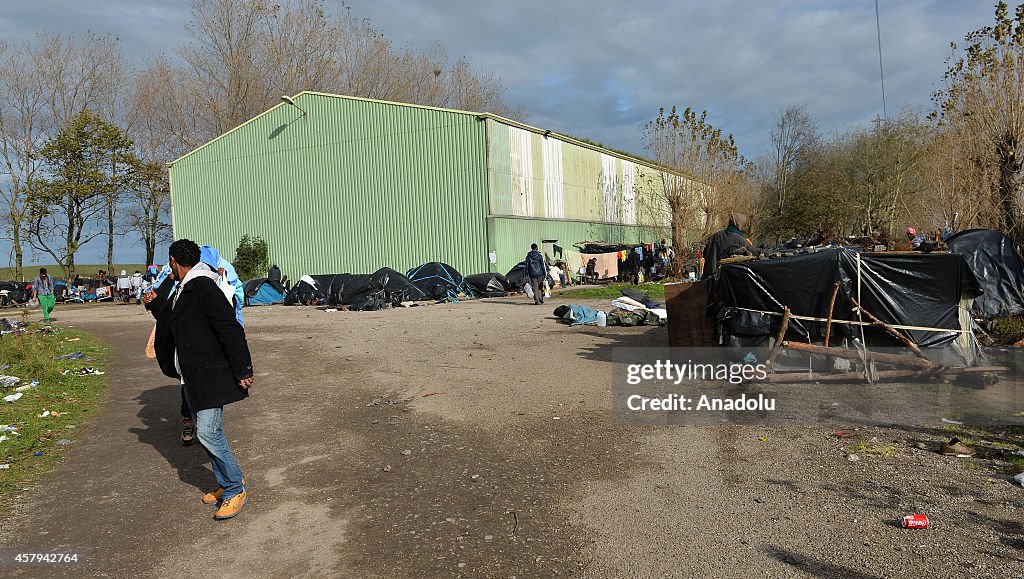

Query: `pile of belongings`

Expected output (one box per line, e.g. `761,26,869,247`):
607,287,666,326
553,304,601,326
284,269,428,310
0,281,31,306
464,272,514,297
405,262,475,300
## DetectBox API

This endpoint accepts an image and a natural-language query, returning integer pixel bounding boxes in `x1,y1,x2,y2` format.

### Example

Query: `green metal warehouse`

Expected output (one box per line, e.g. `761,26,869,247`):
169,91,671,279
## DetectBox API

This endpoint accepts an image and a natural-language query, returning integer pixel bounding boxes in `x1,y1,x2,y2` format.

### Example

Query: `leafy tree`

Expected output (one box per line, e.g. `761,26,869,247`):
27,110,137,276
232,234,269,280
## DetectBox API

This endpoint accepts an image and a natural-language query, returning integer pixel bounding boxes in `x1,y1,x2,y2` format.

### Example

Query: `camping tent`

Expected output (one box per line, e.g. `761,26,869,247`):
243,278,287,306
283,269,428,310
715,248,980,360
946,228,1024,318
406,262,473,300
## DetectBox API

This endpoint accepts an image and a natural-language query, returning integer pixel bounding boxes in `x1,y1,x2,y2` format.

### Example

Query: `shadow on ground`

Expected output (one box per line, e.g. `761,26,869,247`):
128,383,216,492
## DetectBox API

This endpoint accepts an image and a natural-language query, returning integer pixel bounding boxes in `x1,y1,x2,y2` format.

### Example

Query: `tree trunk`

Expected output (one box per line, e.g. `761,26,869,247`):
997,132,1021,238
107,196,114,273
12,222,23,281
668,199,688,278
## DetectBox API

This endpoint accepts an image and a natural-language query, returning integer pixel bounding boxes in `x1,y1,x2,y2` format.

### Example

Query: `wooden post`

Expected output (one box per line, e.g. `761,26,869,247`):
824,281,840,347
849,296,930,361
765,306,791,371
780,341,934,369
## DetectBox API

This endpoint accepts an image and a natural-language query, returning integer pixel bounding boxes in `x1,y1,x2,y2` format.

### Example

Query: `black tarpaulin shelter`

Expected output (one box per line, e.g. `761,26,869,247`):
406,262,472,300
946,228,1024,318
283,269,428,310
716,248,980,357
465,273,512,297
505,262,526,288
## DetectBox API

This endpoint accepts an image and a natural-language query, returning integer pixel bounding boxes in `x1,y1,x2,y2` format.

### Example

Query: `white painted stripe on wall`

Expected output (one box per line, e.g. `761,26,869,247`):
601,154,618,223
510,126,534,216
543,137,564,218
622,161,636,225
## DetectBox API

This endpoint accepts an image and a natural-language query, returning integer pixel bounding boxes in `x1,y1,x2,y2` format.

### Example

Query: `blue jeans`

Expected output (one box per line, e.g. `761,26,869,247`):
193,406,245,500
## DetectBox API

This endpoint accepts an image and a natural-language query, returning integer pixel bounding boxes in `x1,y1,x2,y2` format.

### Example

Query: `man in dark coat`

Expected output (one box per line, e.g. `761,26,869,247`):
524,243,549,305
701,212,760,279
143,239,254,521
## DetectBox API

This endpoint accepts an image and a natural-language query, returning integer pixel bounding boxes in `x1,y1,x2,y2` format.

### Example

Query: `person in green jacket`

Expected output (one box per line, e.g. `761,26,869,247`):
32,268,56,323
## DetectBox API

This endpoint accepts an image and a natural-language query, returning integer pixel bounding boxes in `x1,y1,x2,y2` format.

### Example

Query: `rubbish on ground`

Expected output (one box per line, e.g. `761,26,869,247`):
0,435,7,443
596,310,607,327
1014,472,1024,486
400,449,412,456
552,416,561,420
901,514,930,529
835,430,855,439
55,351,84,361
61,367,104,376
0,464,8,469
847,453,860,462
3,392,23,402
0,364,9,371
941,418,964,425
0,425,16,432
55,439,70,446
33,451,42,457
324,308,338,313
38,410,49,418
422,392,441,397
65,337,79,342
940,437,975,458
14,381,38,392
383,465,391,472
0,376,20,388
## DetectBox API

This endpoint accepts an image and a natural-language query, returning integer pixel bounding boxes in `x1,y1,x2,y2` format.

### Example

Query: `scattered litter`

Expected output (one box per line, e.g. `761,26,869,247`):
38,410,50,418
1014,472,1024,487
940,418,964,425
55,439,70,446
835,430,855,439
65,337,80,342
758,436,768,443
847,453,860,462
55,351,84,361
383,465,391,472
0,464,8,469
33,451,42,457
14,381,38,392
324,308,338,313
61,367,104,376
400,449,412,456
901,514,929,529
422,392,441,397
552,416,561,420
0,435,7,443
0,376,20,388
3,392,23,403
0,364,9,371
0,425,17,432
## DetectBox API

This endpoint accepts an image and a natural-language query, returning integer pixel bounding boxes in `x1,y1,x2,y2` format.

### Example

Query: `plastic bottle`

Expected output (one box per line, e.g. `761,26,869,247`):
596,311,607,327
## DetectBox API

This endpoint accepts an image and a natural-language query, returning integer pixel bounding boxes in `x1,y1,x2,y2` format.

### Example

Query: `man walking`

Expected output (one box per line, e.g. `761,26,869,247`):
143,239,254,520
32,268,56,323
524,243,549,305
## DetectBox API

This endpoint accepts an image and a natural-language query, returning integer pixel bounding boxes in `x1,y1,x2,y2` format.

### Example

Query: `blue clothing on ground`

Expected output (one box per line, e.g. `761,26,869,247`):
568,304,601,326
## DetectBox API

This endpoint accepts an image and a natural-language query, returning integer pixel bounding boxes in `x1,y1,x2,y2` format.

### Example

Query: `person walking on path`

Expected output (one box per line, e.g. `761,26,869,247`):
143,239,255,521
130,270,144,303
32,268,56,322
525,243,549,305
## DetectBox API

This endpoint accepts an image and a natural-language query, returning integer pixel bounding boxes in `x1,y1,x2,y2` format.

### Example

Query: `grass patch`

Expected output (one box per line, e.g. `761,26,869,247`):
0,263,146,281
992,315,1024,344
849,441,899,458
0,323,110,507
560,283,666,300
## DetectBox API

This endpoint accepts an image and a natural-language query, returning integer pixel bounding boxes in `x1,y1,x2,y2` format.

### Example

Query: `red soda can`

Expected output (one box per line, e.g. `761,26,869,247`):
902,514,929,529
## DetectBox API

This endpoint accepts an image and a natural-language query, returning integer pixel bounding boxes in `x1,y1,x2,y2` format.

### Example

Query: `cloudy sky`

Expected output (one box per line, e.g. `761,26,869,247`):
0,0,1000,266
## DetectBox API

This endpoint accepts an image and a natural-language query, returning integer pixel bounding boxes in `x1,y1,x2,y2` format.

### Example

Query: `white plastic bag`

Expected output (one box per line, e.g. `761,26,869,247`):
543,279,551,299
27,298,39,308
524,282,535,299
217,275,235,306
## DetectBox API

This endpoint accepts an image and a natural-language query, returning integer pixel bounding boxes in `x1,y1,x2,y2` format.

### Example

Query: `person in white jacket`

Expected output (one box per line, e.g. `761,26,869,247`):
115,270,132,305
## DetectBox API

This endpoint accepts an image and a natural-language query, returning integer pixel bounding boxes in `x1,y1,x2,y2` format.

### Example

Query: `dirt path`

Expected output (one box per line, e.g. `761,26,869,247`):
0,298,1021,578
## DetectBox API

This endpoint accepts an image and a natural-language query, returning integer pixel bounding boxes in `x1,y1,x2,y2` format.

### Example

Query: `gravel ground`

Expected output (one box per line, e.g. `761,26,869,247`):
0,296,1021,578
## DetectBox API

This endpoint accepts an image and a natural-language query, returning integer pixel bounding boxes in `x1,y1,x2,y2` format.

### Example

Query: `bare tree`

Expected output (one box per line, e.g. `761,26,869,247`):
642,106,743,274
932,1,1024,237
768,105,819,214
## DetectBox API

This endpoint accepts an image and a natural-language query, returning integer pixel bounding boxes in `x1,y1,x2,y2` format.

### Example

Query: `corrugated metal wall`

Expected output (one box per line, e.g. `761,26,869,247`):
487,216,666,274
171,93,490,279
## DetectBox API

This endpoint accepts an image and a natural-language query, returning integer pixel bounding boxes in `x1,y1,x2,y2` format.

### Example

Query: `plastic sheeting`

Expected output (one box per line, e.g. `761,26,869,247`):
464,273,512,297
284,270,428,310
243,278,287,306
946,228,1024,318
716,248,980,349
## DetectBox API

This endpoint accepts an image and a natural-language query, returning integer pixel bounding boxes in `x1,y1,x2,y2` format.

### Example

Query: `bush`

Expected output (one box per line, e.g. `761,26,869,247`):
232,235,269,281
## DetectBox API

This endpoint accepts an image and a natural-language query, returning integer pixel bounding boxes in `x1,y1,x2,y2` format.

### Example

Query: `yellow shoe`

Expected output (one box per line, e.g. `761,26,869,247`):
202,479,245,505
214,490,248,520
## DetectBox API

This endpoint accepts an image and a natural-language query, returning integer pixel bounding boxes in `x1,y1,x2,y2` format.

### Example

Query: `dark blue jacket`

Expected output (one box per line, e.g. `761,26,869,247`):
525,250,548,278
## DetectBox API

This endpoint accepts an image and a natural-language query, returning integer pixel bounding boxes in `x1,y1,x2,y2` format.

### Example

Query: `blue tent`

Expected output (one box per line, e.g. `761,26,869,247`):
243,278,286,306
